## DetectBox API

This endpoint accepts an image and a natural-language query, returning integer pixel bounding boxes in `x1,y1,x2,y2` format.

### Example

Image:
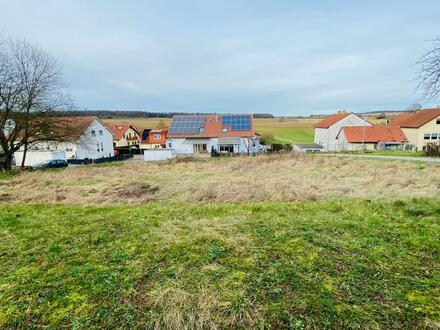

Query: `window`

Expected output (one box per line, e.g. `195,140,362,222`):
168,142,172,148
193,144,208,153
91,130,96,135
100,142,103,151
222,128,228,133
199,127,205,133
97,143,100,152
424,134,430,140
154,134,161,140
431,133,438,140
437,117,440,124
252,141,256,148
219,145,234,153
99,130,103,135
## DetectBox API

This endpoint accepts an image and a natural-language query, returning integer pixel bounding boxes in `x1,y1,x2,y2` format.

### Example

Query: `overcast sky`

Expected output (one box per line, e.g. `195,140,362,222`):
1,1,440,115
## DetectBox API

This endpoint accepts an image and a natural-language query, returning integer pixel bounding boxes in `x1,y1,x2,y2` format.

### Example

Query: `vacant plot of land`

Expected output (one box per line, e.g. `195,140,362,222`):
1,154,439,205
1,199,439,329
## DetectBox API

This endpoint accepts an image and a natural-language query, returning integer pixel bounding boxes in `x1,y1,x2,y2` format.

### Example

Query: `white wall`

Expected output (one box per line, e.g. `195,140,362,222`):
14,150,66,167
75,119,114,159
143,149,176,161
314,114,373,151
167,137,261,155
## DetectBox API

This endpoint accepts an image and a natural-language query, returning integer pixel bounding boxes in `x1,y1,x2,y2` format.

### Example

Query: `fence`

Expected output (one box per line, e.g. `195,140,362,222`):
67,154,133,165
425,143,440,157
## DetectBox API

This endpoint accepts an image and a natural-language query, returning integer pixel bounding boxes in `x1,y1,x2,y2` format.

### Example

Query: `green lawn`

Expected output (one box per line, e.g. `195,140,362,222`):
365,150,427,157
1,199,439,329
255,125,314,144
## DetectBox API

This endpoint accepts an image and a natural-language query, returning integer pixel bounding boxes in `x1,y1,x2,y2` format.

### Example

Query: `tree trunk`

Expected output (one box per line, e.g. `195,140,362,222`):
21,141,28,168
2,154,13,172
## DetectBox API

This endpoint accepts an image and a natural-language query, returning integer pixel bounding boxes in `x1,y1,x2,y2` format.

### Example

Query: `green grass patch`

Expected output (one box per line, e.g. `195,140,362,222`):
0,169,20,180
255,125,314,144
0,199,439,328
365,150,427,157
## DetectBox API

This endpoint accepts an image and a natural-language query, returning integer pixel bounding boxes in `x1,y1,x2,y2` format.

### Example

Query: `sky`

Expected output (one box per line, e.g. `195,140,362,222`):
1,0,440,116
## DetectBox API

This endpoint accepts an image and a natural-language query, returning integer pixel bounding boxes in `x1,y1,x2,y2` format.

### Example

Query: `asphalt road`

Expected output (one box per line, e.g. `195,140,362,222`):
325,153,440,163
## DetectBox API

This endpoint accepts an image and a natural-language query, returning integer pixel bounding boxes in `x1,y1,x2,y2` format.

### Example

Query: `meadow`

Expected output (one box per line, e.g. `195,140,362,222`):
1,155,439,329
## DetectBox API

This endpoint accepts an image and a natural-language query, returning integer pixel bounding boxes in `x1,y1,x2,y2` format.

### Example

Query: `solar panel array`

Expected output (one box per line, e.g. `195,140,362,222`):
221,115,251,131
169,116,206,134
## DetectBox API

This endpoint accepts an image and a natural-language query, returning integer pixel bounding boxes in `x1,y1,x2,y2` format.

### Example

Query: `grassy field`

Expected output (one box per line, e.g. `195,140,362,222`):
102,117,317,144
1,155,439,329
1,199,439,329
2,154,439,204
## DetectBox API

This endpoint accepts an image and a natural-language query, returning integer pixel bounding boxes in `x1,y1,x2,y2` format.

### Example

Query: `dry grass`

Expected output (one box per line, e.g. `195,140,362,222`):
2,154,439,205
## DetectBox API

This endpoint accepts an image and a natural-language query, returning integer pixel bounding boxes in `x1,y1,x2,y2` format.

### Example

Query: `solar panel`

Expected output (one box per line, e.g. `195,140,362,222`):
221,115,251,131
169,116,206,134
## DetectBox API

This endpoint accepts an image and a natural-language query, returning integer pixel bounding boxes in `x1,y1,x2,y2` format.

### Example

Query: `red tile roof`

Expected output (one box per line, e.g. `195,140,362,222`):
341,125,408,143
105,123,139,140
167,114,254,138
388,113,415,126
314,112,352,128
389,108,440,128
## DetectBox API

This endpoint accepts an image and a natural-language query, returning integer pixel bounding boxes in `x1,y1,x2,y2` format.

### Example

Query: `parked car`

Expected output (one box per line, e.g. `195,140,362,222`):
32,159,68,170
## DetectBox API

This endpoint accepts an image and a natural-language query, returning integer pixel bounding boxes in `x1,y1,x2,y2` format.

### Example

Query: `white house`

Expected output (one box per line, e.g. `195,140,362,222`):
16,116,114,163
166,114,260,155
314,112,373,151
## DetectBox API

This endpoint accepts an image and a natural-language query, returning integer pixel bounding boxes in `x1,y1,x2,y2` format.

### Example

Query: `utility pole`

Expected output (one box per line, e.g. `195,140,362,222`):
361,114,367,153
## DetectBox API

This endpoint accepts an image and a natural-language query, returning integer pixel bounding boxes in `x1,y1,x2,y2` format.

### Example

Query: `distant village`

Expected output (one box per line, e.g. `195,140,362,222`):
5,107,440,168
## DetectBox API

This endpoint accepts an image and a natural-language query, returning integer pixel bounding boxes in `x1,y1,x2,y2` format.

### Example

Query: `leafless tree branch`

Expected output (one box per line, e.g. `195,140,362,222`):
0,36,77,171
415,36,440,100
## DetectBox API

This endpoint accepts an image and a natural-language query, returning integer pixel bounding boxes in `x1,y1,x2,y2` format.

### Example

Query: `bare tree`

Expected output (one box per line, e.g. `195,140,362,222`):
416,36,440,100
0,36,76,171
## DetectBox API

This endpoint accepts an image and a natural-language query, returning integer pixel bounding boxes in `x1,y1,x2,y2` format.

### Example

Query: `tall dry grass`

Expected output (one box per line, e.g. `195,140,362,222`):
2,153,439,204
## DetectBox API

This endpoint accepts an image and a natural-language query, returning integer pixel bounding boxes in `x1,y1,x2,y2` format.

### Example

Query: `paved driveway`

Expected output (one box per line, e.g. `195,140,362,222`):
324,153,440,163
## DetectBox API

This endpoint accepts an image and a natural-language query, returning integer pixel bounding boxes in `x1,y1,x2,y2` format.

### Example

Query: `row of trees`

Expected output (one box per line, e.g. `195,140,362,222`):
0,37,82,171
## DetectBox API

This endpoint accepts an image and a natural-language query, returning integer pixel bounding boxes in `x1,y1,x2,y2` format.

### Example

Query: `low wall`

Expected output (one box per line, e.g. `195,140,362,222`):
143,149,175,161
14,150,66,167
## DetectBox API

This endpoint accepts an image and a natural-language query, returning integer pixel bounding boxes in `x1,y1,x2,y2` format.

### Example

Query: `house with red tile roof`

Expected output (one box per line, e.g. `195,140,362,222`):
14,116,114,166
105,123,140,152
166,114,260,155
314,112,372,151
336,125,408,151
139,128,168,151
388,108,440,150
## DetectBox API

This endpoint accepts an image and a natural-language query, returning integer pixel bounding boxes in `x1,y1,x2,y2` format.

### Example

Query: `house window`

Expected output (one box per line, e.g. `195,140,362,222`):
252,141,256,148
99,130,103,135
97,143,100,152
193,144,208,153
199,127,205,133
168,142,172,148
219,145,234,153
91,130,96,135
100,142,103,151
222,128,228,133
437,117,440,124
431,133,438,140
424,134,430,140
154,134,161,140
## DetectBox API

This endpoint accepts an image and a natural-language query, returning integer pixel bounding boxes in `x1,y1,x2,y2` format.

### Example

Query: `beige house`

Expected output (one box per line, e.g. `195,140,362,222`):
105,123,140,150
390,108,440,151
